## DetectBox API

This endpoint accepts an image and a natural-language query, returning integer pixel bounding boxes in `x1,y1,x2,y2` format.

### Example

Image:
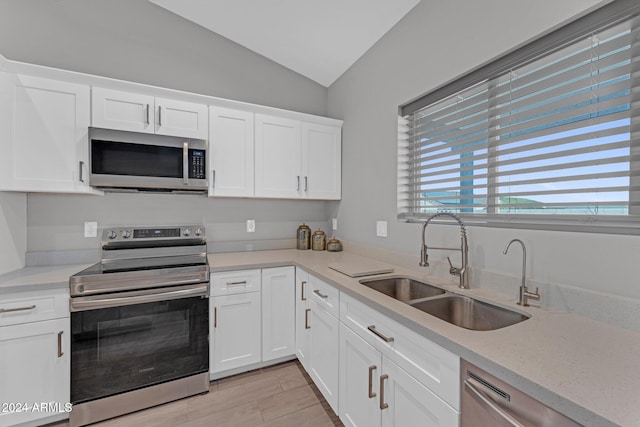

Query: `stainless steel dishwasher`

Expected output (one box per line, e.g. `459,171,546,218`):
461,360,582,427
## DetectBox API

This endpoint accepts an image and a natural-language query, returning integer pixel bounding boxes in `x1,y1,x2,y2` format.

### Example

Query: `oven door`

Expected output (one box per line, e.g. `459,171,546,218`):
70,284,209,405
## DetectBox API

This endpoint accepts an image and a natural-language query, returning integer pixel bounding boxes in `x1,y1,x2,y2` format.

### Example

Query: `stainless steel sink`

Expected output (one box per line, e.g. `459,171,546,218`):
410,295,529,331
359,276,446,302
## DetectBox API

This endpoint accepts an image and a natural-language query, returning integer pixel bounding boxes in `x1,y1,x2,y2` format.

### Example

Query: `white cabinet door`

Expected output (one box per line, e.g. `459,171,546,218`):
339,323,382,427
301,122,341,200
91,87,154,134
0,72,93,193
210,293,261,374
0,318,70,427
209,107,255,197
261,266,295,361
155,97,208,139
308,298,340,413
381,359,459,427
295,268,310,370
255,114,301,198
92,88,208,139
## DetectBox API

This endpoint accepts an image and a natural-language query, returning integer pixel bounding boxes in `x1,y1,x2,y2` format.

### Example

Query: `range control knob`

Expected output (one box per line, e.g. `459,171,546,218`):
183,228,191,237
122,230,132,239
107,230,117,240
194,228,202,236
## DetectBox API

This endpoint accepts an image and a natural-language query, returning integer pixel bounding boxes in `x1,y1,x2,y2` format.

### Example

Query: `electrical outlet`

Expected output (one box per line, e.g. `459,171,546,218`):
332,218,338,231
246,219,256,233
84,222,98,238
376,221,387,238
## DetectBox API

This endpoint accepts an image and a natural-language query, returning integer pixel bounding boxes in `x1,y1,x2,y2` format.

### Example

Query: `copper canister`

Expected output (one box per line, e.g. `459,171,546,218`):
296,223,311,250
312,229,326,251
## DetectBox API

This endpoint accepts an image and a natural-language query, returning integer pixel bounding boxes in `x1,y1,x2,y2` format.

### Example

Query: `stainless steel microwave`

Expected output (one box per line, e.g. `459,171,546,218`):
89,128,207,193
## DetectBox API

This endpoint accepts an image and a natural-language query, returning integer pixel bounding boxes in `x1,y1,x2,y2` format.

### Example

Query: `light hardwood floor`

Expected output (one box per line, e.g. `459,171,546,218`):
47,361,343,427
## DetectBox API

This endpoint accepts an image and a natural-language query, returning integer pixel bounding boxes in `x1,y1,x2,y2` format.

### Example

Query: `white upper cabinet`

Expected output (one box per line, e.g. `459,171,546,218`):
302,122,342,200
92,87,208,139
255,114,342,200
209,107,255,197
255,114,302,198
0,72,94,193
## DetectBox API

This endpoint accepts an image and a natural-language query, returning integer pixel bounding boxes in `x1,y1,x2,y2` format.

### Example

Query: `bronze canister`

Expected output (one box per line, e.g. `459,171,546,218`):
312,229,326,251
326,237,343,252
296,223,311,250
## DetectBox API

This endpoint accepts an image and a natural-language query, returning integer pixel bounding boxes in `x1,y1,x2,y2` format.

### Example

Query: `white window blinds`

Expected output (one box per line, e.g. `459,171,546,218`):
398,7,640,232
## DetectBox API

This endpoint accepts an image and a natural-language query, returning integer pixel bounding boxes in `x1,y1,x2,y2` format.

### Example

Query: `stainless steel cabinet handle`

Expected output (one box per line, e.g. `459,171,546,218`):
79,161,84,183
226,281,247,286
158,105,162,126
183,142,189,185
305,308,311,329
211,170,216,189
368,365,377,398
296,176,300,191
379,374,389,410
300,281,307,301
367,325,394,343
57,331,64,357
214,306,218,328
0,304,36,314
145,104,150,125
465,379,525,427
313,289,328,299
304,176,308,191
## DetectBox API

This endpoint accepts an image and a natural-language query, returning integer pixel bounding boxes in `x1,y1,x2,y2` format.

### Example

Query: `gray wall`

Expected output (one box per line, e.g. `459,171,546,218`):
0,0,326,116
0,0,333,261
326,0,640,301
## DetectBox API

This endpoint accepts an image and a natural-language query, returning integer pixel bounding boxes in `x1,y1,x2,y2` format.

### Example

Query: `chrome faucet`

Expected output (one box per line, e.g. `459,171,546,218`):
419,212,469,289
502,239,540,306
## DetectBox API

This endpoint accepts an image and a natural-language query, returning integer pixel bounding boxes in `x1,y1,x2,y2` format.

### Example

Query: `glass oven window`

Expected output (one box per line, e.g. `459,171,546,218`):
70,295,208,404
91,140,183,178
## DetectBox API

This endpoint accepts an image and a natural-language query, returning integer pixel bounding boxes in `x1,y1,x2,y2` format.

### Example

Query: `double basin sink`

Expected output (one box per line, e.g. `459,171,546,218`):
359,276,529,331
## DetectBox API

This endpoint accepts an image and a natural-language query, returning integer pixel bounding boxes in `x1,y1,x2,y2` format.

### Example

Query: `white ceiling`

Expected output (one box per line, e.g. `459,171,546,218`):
149,0,421,87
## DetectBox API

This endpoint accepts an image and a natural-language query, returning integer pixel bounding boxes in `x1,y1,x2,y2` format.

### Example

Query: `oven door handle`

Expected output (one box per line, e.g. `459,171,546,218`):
70,284,209,312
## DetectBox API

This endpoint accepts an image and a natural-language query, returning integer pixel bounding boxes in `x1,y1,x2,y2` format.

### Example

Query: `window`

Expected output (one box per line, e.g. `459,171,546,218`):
398,1,640,233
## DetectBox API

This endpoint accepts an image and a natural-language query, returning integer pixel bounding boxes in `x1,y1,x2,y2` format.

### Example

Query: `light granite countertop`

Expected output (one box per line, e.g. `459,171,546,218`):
209,249,640,427
1,250,637,426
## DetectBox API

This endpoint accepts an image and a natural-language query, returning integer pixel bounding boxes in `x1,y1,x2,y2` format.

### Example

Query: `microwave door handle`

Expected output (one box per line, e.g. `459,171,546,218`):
183,142,189,185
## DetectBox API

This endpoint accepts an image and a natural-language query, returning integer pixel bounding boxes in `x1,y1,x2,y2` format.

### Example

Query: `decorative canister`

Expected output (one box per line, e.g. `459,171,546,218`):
312,229,327,251
326,237,343,252
296,223,311,250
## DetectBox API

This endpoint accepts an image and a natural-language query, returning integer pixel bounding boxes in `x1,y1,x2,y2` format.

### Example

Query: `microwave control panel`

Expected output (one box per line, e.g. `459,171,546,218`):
189,149,206,179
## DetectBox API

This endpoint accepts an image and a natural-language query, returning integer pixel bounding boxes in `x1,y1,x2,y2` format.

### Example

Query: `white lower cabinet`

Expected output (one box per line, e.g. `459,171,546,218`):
262,266,296,361
210,292,261,374
295,268,310,370
0,290,70,427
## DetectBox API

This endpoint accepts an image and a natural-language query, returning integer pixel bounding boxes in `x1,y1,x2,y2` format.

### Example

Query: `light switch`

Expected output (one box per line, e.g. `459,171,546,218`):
84,222,98,238
376,221,387,238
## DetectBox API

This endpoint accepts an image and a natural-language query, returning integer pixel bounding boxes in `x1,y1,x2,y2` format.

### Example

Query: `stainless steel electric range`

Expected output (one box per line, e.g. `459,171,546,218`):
68,225,209,427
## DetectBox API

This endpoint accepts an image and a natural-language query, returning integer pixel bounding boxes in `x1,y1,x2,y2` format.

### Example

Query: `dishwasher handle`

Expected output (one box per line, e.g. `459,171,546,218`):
464,378,525,427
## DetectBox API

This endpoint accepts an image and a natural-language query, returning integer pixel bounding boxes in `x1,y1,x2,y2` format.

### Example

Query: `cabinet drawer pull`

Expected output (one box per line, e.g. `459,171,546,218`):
313,289,328,299
305,308,311,329
79,161,85,183
158,105,162,126
304,176,308,191
226,281,247,286
380,374,389,410
145,103,150,125
301,281,307,301
211,170,216,189
296,176,300,191
214,307,218,328
57,331,64,358
367,325,394,343
0,304,36,314
368,365,377,398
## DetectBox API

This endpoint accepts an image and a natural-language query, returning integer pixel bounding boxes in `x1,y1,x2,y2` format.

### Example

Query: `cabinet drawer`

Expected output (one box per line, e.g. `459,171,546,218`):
211,269,261,296
0,289,69,327
308,274,339,319
340,292,460,410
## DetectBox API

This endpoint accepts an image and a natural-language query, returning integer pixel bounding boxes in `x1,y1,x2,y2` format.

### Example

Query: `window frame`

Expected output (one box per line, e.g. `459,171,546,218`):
398,0,640,235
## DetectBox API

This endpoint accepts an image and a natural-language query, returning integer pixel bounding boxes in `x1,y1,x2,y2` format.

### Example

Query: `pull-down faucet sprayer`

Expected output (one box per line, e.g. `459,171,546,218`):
419,212,469,289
